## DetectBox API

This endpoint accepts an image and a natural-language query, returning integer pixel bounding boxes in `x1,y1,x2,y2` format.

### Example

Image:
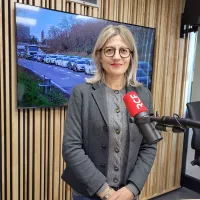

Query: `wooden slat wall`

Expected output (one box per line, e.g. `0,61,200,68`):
0,0,190,199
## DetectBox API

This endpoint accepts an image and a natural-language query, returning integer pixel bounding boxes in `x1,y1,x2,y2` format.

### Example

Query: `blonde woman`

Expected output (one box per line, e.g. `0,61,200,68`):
62,25,157,200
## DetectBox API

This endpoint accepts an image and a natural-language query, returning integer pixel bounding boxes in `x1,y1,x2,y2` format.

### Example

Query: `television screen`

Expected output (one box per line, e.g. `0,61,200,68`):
15,3,155,109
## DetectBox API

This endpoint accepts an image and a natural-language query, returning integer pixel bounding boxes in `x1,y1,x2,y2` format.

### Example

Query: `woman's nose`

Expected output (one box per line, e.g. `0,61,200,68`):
113,50,121,59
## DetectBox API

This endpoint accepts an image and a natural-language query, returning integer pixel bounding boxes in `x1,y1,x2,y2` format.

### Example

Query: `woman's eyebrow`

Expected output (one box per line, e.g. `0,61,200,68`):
104,46,129,49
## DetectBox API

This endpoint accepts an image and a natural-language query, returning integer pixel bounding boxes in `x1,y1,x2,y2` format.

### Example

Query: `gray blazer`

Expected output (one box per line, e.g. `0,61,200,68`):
62,82,157,197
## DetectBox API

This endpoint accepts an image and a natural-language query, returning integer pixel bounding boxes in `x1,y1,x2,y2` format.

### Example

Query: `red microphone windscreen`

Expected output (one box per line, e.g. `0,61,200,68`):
123,91,148,117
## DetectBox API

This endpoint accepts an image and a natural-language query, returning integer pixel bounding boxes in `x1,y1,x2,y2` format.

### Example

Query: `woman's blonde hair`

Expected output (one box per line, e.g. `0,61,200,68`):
86,24,141,87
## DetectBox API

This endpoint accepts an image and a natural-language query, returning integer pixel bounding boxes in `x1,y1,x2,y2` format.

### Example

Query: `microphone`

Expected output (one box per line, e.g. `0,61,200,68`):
123,91,163,145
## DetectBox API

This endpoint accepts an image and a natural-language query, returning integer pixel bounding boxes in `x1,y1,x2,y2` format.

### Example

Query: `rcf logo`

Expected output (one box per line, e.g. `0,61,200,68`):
130,93,144,110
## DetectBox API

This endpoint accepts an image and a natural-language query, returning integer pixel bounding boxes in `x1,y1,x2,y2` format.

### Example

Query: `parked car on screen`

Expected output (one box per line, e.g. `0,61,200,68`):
81,58,91,62
85,58,93,65
50,55,58,65
33,54,38,61
60,56,70,68
44,54,51,64
36,54,45,62
17,45,26,58
38,54,46,62
69,56,81,60
85,64,96,75
85,60,96,75
67,57,80,70
24,44,38,59
36,54,41,61
19,52,25,58
55,55,65,66
136,68,151,88
73,59,88,72
138,61,152,76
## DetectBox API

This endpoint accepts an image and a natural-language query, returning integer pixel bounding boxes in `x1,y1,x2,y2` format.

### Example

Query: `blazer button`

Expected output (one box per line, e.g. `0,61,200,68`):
113,178,118,183
115,148,119,153
101,144,107,149
116,108,120,113
114,90,119,94
100,163,105,168
114,166,119,171
115,129,120,134
103,126,108,131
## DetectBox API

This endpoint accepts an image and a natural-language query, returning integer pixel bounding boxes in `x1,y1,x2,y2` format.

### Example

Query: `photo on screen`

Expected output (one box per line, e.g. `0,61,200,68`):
15,3,155,109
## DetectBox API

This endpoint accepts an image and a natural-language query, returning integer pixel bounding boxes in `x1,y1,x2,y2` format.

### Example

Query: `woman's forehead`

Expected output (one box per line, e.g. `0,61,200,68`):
103,35,129,48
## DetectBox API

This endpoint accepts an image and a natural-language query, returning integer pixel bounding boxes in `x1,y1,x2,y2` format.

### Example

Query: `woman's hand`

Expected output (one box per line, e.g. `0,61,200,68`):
108,187,135,200
99,186,116,199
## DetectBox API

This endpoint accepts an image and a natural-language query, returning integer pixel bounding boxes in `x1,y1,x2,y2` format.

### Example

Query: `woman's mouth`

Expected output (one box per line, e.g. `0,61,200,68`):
111,63,122,68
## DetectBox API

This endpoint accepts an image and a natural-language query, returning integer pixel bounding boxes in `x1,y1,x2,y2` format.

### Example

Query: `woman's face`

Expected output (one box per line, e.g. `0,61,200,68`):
100,35,131,78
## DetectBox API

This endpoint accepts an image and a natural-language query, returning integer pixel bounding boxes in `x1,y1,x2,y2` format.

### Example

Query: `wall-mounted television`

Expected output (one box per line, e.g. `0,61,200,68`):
15,2,155,109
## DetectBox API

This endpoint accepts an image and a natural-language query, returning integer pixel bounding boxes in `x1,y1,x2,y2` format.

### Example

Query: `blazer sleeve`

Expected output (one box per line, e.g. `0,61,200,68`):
62,85,106,196
127,88,157,194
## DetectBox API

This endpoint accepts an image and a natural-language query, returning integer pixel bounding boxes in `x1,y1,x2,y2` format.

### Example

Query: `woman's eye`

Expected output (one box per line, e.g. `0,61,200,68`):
106,48,113,52
121,49,128,53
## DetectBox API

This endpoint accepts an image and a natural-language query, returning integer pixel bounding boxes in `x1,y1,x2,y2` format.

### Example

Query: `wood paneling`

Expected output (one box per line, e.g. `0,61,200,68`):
0,0,190,199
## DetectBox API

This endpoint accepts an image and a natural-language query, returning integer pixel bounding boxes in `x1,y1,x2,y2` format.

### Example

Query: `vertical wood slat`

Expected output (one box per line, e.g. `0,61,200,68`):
88,6,92,17
75,3,81,14
41,0,46,8
48,109,54,200
0,0,5,199
24,110,28,200
40,109,45,200
137,0,146,25
44,109,49,200
34,110,41,200
118,0,124,22
127,0,133,24
92,7,98,18
46,0,49,9
69,2,74,13
0,0,192,200
10,1,19,200
66,1,70,12
60,108,65,200
107,0,114,21
19,110,23,200
53,109,61,200
28,110,33,200
81,4,84,15
131,0,138,24
4,1,11,200
99,0,103,18
102,0,109,19
34,0,40,6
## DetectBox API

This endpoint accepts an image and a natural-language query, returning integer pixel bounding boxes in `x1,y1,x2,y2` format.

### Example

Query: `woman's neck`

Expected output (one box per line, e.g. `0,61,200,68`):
104,75,125,90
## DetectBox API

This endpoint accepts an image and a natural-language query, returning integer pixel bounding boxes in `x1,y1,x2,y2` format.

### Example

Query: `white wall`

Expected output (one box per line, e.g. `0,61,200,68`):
185,32,200,179
191,32,200,102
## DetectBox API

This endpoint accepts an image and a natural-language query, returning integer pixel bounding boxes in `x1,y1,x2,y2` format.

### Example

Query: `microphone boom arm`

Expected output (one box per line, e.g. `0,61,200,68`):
129,114,200,133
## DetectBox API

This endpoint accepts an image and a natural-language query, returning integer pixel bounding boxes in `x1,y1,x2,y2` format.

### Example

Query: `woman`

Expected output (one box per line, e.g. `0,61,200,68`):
62,25,157,200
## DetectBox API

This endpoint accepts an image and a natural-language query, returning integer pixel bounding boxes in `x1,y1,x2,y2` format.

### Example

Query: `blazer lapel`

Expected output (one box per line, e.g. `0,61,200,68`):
90,84,138,129
91,83,108,125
